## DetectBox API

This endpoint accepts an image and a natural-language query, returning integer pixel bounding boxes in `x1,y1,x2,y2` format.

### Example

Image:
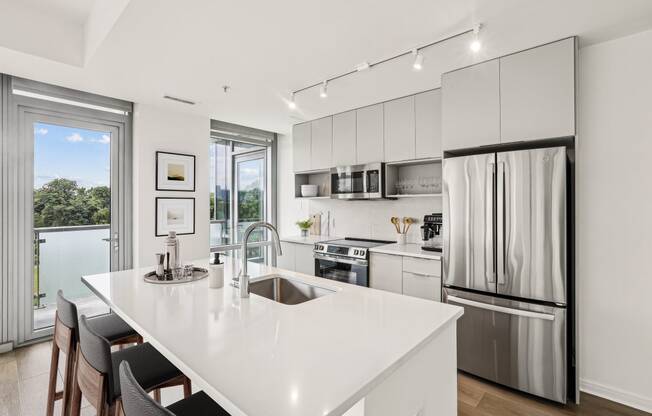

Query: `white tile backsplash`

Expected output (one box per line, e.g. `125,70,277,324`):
309,197,442,243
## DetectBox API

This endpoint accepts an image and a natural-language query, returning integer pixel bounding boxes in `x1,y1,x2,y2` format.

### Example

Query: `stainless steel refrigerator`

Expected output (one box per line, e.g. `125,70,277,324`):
442,146,570,403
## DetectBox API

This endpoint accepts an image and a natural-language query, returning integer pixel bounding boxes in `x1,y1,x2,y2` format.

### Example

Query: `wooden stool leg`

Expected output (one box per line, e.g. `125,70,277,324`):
69,351,82,416
183,376,192,398
153,388,161,403
46,340,60,416
61,345,76,416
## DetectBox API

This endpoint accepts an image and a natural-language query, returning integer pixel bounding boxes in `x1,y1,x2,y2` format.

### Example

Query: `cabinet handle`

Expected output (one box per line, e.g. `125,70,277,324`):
404,271,438,278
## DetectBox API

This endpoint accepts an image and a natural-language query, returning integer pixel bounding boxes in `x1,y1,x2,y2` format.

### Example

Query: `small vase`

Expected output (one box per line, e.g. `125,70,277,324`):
300,229,309,237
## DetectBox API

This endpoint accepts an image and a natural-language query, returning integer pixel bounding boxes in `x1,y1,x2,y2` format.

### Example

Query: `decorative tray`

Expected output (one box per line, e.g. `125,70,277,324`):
143,267,208,284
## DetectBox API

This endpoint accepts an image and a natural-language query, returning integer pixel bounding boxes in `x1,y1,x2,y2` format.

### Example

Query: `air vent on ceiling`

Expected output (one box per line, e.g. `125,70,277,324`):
163,95,196,105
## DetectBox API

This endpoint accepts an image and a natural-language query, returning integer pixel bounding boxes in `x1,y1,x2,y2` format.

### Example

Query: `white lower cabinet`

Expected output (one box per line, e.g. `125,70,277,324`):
277,241,296,271
371,253,442,301
294,244,316,276
369,253,403,293
402,272,441,301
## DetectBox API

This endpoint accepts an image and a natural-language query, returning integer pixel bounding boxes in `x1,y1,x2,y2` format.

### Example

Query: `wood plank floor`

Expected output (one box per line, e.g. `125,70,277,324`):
459,372,650,416
0,342,649,416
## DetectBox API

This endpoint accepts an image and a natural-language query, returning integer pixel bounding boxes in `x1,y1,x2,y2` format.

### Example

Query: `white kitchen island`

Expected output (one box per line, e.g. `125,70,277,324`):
82,257,463,416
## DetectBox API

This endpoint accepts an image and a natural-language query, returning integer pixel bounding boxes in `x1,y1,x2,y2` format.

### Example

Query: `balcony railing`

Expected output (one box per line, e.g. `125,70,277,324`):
33,224,110,309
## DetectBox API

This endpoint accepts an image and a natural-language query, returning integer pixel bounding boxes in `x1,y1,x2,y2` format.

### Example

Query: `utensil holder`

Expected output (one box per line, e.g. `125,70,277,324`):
396,234,407,245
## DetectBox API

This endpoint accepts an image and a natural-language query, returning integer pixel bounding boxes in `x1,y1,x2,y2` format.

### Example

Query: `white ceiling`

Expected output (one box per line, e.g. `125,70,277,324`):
1,0,652,134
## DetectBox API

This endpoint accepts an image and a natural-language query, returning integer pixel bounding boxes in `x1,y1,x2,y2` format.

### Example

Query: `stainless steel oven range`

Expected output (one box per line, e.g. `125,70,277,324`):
313,238,393,286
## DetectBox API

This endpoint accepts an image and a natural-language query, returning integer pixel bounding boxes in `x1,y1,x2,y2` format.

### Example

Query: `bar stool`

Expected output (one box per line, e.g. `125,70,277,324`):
47,290,142,416
119,361,230,416
71,315,191,416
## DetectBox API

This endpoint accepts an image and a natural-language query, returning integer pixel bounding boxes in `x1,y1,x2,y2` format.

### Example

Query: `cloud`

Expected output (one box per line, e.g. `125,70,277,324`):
35,128,48,136
65,133,84,143
98,134,110,144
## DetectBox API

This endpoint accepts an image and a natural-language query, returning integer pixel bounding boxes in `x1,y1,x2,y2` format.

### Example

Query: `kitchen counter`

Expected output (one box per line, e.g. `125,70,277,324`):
280,234,337,245
370,243,442,260
83,257,462,416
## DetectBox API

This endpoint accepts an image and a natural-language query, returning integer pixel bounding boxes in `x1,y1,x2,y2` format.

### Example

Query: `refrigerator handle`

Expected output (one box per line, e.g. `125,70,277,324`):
497,161,506,285
447,295,555,321
488,162,496,284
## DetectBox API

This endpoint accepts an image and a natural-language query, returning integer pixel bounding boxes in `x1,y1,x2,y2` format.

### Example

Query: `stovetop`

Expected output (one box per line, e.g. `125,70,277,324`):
322,237,394,249
313,238,394,261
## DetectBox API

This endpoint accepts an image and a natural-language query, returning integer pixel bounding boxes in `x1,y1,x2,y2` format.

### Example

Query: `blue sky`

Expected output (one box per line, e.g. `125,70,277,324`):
34,122,110,189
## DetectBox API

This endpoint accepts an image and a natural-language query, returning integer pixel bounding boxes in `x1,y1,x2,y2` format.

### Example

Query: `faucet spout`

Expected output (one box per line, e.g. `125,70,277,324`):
237,222,282,298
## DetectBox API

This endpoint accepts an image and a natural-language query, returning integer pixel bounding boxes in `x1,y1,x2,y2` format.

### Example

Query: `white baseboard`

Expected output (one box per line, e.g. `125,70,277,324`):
581,378,652,413
0,342,13,354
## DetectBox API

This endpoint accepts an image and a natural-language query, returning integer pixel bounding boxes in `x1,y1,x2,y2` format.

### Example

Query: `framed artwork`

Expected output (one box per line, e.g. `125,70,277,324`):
156,151,195,191
155,197,195,236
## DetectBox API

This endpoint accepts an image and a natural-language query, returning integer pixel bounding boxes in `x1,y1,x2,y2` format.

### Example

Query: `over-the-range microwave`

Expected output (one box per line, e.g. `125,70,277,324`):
330,162,385,200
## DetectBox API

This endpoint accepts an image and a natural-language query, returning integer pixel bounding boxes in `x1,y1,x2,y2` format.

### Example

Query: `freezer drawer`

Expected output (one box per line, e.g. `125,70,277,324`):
444,288,566,403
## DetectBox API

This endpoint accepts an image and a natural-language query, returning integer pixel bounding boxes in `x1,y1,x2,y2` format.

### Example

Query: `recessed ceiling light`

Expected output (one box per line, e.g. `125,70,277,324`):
412,49,424,71
470,24,482,52
288,93,297,110
320,81,328,98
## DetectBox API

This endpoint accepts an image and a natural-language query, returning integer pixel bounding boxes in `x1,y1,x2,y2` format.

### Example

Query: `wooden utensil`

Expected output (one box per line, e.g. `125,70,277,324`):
403,217,415,234
391,217,401,233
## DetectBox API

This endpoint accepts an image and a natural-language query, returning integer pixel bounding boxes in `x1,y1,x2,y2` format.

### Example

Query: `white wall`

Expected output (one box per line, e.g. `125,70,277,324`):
277,133,309,236
132,104,210,268
577,29,652,411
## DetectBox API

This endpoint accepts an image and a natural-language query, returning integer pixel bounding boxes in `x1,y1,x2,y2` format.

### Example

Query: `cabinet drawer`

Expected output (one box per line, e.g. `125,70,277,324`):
403,272,441,301
402,257,441,277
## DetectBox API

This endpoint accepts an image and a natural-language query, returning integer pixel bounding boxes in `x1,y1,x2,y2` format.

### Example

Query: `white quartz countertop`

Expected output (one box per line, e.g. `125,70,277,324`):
370,243,442,260
280,234,338,245
82,258,461,416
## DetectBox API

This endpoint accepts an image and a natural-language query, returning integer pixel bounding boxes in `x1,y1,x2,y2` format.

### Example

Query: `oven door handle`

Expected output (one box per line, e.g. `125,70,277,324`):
314,253,368,266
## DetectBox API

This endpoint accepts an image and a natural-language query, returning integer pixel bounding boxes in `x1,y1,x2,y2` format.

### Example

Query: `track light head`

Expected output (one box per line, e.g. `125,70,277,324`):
470,24,482,52
288,93,296,110
412,49,424,71
320,81,328,98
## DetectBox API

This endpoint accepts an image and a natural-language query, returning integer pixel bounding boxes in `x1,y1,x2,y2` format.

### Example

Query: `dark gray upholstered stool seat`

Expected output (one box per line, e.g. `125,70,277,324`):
110,343,183,401
88,313,136,343
73,315,189,415
119,361,230,416
57,290,138,343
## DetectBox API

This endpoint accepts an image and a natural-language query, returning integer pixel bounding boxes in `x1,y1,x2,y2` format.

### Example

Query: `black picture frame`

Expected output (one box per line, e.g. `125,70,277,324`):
155,197,196,237
156,151,196,192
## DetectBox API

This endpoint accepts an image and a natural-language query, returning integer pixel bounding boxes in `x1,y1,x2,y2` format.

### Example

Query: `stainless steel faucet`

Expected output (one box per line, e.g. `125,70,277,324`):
233,221,283,298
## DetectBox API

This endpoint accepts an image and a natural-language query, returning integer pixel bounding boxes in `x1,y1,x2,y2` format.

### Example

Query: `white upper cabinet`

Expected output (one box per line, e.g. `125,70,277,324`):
384,96,415,163
332,110,357,167
500,37,576,142
310,117,333,170
293,122,311,172
356,104,384,164
415,89,442,159
442,59,500,151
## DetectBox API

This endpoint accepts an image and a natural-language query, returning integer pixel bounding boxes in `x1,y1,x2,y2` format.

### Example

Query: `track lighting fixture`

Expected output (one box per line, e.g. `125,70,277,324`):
287,24,482,110
412,49,424,71
288,93,296,110
470,24,482,52
320,81,328,98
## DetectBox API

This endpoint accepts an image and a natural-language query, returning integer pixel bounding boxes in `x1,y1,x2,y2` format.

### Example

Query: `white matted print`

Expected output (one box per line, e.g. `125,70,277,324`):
156,151,195,191
156,198,195,236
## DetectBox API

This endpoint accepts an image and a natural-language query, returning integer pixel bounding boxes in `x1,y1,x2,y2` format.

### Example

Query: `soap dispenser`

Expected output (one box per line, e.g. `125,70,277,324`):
208,252,224,289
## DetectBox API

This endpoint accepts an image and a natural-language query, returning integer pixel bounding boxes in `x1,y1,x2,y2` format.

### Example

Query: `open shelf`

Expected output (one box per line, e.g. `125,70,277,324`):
385,158,442,197
294,170,331,198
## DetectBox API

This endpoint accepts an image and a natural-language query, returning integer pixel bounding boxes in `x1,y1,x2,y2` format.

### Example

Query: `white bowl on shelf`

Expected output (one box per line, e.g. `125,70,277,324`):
301,184,319,197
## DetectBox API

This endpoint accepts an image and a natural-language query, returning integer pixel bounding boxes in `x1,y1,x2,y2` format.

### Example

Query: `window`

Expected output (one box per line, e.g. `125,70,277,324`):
209,121,276,263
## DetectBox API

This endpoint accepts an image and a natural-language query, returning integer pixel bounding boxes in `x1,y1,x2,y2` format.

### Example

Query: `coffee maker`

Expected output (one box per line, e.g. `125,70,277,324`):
420,213,442,252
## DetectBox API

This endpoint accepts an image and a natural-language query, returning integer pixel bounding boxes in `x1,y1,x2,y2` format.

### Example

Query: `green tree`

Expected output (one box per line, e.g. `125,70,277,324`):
33,178,110,228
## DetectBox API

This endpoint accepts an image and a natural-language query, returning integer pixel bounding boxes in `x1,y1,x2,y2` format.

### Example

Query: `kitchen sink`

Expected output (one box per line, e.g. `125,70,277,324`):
249,275,335,305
